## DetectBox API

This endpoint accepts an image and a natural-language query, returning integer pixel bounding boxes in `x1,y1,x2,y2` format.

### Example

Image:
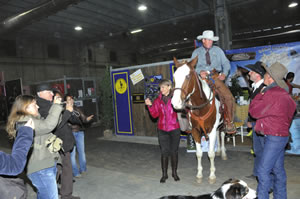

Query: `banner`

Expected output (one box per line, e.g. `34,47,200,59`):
111,70,134,135
226,41,300,94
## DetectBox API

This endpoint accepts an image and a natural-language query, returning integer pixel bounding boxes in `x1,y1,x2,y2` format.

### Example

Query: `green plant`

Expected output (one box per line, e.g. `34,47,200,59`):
229,76,243,97
99,66,114,129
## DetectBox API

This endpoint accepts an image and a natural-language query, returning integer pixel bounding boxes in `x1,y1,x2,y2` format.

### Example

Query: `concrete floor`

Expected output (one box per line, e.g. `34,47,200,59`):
1,125,300,199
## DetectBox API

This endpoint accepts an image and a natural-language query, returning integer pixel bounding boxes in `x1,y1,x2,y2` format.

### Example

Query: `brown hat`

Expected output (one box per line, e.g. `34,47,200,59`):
263,62,288,89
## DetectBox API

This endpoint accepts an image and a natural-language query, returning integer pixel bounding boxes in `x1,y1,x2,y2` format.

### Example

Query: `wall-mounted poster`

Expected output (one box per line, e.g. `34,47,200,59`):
226,41,300,94
144,75,162,101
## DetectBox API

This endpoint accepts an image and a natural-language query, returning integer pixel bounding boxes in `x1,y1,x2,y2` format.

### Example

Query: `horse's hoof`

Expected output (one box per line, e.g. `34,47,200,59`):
215,151,221,156
222,155,228,160
196,177,202,184
208,177,216,184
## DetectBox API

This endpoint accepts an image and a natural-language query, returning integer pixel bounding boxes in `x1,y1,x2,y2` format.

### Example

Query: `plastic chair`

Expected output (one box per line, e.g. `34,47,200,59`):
228,104,249,147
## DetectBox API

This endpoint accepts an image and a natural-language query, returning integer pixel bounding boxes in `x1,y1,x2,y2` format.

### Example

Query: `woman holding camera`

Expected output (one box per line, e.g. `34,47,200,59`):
145,79,181,183
6,95,63,199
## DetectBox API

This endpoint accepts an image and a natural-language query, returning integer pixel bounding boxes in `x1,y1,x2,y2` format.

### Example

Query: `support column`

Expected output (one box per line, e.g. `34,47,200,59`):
213,0,232,50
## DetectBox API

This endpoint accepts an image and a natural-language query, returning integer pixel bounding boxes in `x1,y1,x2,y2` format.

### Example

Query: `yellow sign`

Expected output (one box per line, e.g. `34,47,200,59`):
115,78,127,94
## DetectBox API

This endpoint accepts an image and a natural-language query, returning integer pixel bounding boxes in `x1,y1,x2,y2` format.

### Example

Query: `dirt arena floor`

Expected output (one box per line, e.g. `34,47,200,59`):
1,124,299,199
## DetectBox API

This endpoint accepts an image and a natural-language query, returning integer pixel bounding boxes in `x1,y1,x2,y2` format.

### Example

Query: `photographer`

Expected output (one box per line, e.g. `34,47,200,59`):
6,93,63,199
53,91,81,199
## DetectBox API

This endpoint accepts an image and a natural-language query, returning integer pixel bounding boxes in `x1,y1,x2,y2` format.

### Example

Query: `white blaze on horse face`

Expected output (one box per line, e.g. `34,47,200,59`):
171,64,190,109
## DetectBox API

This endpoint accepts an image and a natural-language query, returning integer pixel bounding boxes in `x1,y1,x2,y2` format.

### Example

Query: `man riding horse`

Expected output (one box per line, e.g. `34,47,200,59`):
191,30,236,133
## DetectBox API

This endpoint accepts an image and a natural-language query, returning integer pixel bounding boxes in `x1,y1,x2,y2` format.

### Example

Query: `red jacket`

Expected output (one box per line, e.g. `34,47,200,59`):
249,86,296,137
148,93,180,132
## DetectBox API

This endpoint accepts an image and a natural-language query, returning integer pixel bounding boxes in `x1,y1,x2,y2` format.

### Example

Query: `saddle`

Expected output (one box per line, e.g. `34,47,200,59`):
208,70,236,134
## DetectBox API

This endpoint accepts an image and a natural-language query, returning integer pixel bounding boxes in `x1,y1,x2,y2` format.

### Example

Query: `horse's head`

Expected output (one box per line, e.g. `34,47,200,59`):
171,56,198,109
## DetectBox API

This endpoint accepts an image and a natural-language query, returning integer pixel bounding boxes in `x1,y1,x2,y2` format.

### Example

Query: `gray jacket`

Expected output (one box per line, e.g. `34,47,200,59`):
19,104,63,174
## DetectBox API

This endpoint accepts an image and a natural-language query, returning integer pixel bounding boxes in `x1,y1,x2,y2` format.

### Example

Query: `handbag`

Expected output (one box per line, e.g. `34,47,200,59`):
0,176,27,199
45,134,63,153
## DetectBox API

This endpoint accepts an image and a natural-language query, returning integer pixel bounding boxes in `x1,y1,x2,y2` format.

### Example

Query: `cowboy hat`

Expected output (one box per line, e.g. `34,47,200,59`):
245,61,266,77
263,62,288,89
197,30,219,41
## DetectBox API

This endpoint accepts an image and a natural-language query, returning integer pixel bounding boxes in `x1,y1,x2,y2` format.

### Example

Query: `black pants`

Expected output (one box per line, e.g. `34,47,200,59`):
158,128,181,157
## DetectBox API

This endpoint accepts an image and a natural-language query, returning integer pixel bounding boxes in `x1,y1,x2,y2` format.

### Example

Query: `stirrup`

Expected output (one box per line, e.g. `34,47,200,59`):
225,122,236,134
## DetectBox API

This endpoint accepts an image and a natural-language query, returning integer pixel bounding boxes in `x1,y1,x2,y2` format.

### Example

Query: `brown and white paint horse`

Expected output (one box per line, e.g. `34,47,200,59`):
171,57,227,184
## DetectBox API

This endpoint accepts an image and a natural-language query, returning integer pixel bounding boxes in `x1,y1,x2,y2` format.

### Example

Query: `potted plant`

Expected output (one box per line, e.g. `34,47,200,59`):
99,66,114,138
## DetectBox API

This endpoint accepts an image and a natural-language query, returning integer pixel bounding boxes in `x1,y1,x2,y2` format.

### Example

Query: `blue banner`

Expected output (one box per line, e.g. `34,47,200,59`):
225,41,300,94
286,118,300,155
111,70,134,135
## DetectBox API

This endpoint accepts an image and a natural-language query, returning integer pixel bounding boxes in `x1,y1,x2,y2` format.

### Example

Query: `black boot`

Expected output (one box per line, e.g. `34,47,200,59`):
160,156,168,183
171,153,180,181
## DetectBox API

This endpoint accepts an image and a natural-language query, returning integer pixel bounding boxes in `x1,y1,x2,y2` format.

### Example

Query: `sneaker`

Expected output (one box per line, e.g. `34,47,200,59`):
74,174,82,178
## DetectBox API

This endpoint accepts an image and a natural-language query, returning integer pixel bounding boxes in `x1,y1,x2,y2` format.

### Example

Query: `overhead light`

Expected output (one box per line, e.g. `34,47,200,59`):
138,4,147,11
170,49,177,52
183,38,188,41
130,29,143,34
288,2,298,7
74,26,82,31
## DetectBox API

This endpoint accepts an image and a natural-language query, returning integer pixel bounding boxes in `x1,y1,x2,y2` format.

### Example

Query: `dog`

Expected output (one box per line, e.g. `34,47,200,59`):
159,178,257,199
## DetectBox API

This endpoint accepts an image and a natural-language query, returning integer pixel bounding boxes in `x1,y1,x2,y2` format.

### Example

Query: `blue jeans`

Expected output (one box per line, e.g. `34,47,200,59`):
28,165,58,199
71,131,87,177
257,135,289,199
252,128,265,176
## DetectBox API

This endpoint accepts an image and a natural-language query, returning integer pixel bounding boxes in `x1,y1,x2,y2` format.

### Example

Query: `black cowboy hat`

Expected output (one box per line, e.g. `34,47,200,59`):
245,61,266,77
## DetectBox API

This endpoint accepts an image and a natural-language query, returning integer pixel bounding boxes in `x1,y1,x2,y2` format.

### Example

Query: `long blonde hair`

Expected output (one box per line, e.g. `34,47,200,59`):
6,95,35,138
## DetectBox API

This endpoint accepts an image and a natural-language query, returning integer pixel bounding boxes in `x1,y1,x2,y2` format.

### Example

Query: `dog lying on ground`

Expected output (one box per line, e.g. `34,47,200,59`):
159,178,257,199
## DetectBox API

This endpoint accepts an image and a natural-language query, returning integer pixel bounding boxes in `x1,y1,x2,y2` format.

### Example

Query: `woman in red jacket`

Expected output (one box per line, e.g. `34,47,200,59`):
145,79,180,183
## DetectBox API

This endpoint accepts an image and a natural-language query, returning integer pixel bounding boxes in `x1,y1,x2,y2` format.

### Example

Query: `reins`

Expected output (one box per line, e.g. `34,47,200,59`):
174,70,215,110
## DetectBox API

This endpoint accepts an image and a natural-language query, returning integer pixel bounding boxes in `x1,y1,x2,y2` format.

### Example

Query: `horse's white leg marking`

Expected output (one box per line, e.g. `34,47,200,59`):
208,126,217,184
221,131,227,160
216,128,221,156
195,142,203,183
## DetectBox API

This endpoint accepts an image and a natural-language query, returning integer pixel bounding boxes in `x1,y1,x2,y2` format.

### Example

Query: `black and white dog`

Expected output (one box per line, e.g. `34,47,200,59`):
159,179,257,199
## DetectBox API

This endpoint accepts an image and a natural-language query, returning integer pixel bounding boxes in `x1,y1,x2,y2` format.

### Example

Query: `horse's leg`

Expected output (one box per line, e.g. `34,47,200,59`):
207,130,217,184
195,141,203,183
215,129,221,156
221,130,227,160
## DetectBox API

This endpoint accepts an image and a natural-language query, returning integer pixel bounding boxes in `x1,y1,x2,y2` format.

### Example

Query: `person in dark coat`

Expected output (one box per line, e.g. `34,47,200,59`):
244,61,266,180
53,91,81,199
67,94,94,178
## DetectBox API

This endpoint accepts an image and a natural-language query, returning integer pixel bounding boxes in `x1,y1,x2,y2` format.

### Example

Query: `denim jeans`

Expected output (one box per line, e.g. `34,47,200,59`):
158,128,181,157
257,135,289,199
28,165,58,199
71,131,87,177
252,126,265,176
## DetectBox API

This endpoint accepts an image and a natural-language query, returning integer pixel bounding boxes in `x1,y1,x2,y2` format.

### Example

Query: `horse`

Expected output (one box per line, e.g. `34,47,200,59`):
171,56,227,184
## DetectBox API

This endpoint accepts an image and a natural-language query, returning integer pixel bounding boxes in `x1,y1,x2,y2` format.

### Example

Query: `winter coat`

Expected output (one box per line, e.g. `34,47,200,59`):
27,97,63,175
249,86,296,137
0,126,33,176
148,93,180,132
54,110,81,152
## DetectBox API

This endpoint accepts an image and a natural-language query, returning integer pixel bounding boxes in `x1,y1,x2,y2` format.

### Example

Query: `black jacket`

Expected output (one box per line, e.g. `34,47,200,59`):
248,83,265,122
54,110,81,152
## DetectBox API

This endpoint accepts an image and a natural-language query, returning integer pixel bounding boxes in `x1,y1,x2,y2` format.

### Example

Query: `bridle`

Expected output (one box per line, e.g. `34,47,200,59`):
174,70,215,110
